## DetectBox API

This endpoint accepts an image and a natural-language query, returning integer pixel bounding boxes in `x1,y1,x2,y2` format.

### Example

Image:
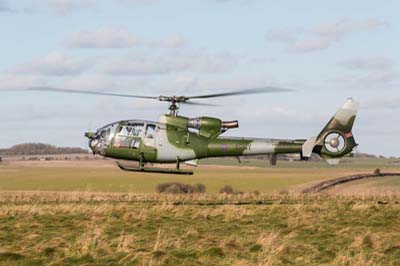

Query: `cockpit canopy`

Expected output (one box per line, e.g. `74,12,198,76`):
88,120,159,154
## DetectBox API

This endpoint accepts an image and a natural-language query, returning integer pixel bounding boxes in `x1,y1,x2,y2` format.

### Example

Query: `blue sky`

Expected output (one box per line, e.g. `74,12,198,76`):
0,0,399,156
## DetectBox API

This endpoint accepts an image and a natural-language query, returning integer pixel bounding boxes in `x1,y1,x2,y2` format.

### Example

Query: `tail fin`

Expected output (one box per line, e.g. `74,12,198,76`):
302,98,359,165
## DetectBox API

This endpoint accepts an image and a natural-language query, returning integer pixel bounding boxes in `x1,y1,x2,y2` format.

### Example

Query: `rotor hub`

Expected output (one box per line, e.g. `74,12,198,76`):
329,138,340,148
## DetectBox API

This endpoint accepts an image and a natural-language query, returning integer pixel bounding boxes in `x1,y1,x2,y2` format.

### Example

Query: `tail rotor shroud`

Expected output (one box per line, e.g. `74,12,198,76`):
324,132,346,153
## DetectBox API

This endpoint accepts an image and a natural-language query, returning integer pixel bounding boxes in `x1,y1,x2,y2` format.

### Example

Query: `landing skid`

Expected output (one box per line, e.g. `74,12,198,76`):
116,161,194,175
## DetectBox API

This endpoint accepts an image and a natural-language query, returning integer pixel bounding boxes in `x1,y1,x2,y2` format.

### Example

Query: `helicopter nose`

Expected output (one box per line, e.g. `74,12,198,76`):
89,138,103,155
85,131,99,154
88,139,96,154
85,132,96,139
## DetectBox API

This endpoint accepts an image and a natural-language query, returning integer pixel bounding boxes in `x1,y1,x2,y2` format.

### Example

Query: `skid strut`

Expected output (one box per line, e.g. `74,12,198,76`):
116,161,193,175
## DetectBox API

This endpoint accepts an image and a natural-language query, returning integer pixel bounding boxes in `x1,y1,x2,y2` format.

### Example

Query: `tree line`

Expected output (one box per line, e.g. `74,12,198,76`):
0,143,87,155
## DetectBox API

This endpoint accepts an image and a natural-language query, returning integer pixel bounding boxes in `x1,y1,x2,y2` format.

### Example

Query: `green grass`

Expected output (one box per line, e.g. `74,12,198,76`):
0,157,398,193
0,166,321,193
0,166,385,193
0,193,399,265
201,157,399,169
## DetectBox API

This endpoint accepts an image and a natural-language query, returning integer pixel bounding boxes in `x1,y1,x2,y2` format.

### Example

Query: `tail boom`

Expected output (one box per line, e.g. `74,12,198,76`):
206,138,305,157
206,98,359,165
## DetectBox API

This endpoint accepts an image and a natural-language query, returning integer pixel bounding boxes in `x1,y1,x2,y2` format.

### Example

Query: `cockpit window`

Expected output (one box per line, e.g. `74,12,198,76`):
98,124,116,142
118,126,131,136
145,124,157,139
117,123,144,137
113,122,144,149
131,124,143,136
91,122,118,154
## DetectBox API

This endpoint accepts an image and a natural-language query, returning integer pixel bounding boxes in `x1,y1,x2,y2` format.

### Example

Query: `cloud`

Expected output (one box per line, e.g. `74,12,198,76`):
68,29,186,49
267,18,389,53
236,105,327,125
295,19,388,53
47,0,96,14
332,70,398,89
0,103,72,121
247,57,276,65
69,27,139,49
12,52,92,76
153,34,187,48
117,0,159,4
210,0,256,4
0,75,47,90
364,96,400,109
59,75,121,91
292,38,331,53
58,74,151,92
266,28,299,43
311,18,388,40
103,51,238,76
0,0,13,12
337,57,393,70
0,1,38,14
333,56,397,89
363,71,398,83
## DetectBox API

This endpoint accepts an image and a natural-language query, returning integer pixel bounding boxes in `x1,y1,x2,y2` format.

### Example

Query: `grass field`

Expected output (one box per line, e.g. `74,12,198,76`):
0,192,399,265
0,157,399,265
0,157,399,193
200,157,400,169
328,175,400,195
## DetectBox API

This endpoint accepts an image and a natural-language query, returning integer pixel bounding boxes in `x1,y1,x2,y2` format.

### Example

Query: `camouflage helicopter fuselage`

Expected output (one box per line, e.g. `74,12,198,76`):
86,99,359,172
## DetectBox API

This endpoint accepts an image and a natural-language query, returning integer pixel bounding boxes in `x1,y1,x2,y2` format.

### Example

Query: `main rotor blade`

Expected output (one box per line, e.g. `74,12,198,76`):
26,86,292,104
181,101,219,107
27,87,158,100
187,86,292,99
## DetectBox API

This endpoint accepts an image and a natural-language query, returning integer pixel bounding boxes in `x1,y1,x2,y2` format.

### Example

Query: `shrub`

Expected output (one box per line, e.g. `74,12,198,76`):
219,185,234,194
373,168,381,175
155,182,206,194
219,185,243,194
194,184,206,193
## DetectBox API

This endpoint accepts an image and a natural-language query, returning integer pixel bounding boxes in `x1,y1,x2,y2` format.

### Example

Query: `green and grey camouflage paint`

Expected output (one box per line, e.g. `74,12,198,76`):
86,98,359,166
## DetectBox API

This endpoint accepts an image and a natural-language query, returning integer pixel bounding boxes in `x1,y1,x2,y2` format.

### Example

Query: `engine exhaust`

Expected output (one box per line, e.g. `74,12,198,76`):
222,120,239,129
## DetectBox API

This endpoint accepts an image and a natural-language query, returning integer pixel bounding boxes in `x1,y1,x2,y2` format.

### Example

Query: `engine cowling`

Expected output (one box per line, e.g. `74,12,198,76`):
189,117,238,138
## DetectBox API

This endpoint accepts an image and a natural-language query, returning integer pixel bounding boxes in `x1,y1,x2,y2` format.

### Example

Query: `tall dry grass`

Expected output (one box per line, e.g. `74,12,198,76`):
0,191,399,265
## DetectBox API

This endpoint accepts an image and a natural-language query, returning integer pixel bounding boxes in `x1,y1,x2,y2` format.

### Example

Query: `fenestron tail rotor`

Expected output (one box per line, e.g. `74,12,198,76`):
324,132,346,153
27,86,293,116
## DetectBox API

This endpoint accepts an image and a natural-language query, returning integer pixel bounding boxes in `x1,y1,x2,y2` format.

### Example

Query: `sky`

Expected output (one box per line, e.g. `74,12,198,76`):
0,0,399,156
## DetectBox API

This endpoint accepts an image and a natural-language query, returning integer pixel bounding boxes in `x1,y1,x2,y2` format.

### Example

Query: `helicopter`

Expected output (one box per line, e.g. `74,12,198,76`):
27,87,359,175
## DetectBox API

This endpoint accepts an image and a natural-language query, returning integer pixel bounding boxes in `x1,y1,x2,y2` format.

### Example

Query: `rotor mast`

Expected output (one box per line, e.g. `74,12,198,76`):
168,99,179,116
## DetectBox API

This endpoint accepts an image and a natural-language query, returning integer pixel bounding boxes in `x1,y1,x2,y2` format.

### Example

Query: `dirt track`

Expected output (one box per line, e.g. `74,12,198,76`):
302,172,400,193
